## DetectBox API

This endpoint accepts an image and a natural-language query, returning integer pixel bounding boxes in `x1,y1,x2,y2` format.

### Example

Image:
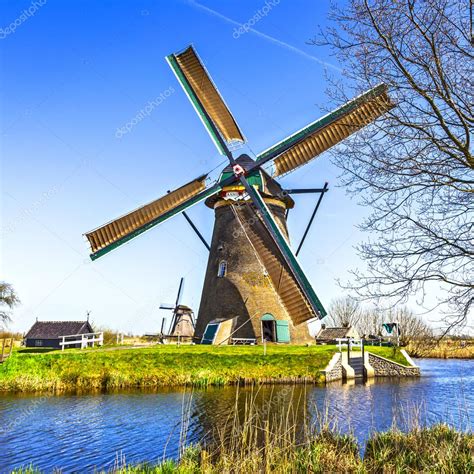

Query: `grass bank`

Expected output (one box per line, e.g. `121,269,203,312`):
0,344,405,393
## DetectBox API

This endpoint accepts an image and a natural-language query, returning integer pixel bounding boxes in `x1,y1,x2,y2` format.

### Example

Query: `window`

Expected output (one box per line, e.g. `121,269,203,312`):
217,260,227,277
35,340,43,347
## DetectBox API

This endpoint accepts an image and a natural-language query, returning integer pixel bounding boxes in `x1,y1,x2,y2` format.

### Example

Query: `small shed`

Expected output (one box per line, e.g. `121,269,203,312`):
315,326,359,344
24,320,94,349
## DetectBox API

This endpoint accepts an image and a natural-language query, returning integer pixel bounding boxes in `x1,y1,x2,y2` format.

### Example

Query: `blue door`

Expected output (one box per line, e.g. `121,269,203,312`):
201,323,219,344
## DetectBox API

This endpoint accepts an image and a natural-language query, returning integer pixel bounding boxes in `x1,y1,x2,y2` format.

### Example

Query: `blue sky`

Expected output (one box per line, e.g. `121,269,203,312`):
1,0,389,334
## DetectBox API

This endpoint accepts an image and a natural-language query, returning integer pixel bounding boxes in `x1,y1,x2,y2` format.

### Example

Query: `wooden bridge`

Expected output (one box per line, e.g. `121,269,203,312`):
0,338,14,363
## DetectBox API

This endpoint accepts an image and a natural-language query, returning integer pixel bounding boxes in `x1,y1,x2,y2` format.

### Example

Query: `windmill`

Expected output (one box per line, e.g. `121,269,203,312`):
159,277,195,339
84,45,393,345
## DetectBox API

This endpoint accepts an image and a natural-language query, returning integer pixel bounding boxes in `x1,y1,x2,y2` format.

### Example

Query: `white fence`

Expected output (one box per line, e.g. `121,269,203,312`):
60,332,104,350
336,338,362,351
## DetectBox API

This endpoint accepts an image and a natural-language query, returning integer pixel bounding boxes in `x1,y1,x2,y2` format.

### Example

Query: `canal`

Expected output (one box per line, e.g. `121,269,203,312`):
0,359,472,472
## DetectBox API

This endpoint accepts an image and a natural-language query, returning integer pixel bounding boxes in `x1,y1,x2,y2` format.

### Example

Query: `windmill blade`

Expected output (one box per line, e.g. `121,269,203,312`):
257,84,393,176
159,304,175,310
235,179,327,324
85,174,219,260
175,277,184,307
166,45,245,156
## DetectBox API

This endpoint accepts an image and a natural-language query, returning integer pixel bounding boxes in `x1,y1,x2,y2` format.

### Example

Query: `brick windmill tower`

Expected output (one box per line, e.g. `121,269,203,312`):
84,46,392,344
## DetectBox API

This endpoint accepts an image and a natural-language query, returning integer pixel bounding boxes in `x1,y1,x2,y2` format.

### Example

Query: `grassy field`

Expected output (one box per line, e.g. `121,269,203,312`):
0,344,406,393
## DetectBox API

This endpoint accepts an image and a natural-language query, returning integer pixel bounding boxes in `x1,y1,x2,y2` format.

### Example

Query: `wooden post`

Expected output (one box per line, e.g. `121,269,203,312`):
61,336,65,351
1,339,5,361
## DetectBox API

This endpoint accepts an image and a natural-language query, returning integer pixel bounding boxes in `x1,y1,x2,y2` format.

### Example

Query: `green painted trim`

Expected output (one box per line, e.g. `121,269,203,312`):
261,313,275,321
275,320,290,343
166,54,227,156
251,190,327,318
90,183,222,261
257,84,387,162
220,169,262,189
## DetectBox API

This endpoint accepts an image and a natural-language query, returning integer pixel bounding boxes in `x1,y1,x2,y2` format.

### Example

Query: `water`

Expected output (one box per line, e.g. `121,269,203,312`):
0,359,472,473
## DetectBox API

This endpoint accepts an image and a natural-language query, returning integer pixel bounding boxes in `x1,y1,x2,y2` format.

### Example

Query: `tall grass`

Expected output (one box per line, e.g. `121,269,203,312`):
12,388,473,473
407,339,474,359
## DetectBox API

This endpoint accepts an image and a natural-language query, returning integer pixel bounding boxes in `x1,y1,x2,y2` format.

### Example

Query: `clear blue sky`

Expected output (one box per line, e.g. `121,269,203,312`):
2,0,398,334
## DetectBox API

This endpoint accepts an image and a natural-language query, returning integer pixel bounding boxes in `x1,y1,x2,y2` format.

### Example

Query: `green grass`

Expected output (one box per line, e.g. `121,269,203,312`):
0,344,405,393
361,345,410,366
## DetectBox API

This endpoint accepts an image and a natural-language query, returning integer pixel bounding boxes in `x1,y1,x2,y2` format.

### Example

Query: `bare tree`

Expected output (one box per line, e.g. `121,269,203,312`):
311,0,473,331
356,307,385,337
0,282,20,329
391,306,433,346
328,296,362,327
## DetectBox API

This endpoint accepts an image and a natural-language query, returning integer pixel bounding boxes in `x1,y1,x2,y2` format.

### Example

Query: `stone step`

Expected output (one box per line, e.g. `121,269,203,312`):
348,355,365,378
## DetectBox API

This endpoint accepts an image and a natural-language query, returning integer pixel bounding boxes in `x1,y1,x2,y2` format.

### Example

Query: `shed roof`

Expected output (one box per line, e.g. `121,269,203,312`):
315,327,355,340
25,321,93,339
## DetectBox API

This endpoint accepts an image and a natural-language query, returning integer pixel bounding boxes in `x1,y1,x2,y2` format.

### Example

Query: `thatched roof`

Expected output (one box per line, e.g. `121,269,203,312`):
315,327,356,341
25,321,93,339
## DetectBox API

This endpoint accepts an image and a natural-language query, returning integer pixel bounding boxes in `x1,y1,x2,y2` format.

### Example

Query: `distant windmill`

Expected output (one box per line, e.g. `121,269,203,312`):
84,45,393,345
159,277,195,338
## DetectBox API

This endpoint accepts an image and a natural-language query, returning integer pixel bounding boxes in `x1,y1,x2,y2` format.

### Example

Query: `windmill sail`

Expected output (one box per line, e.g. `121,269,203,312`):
233,184,326,324
85,175,216,260
175,277,184,307
257,84,393,176
166,46,245,155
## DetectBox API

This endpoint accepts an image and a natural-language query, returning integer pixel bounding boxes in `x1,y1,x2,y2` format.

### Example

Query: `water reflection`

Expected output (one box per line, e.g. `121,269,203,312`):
0,359,472,472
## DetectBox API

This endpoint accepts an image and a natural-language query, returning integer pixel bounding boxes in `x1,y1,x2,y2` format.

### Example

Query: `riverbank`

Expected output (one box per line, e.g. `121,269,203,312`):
0,345,406,393
12,424,473,473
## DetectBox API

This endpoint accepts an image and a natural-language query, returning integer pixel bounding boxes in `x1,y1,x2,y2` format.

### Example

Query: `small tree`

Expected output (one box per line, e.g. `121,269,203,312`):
0,282,20,329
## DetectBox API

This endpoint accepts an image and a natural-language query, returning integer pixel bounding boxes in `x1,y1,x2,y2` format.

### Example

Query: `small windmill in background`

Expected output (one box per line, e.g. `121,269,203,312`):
159,277,195,341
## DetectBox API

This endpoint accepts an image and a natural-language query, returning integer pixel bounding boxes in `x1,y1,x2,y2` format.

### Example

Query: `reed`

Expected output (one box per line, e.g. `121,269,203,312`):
11,389,473,473
107,390,473,474
407,339,474,359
